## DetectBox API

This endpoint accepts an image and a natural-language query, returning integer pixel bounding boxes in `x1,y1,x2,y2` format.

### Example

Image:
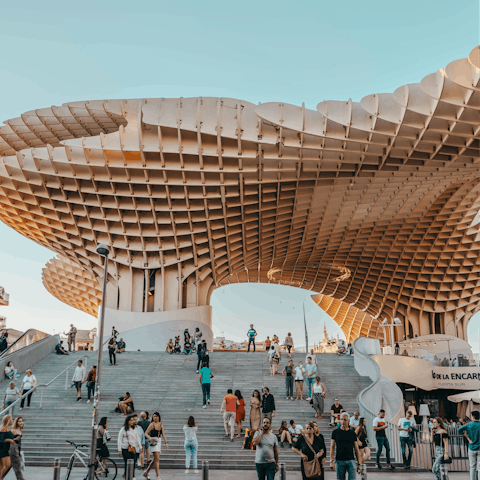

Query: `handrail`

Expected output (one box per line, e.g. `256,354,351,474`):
354,337,404,464
0,337,111,415
0,328,51,359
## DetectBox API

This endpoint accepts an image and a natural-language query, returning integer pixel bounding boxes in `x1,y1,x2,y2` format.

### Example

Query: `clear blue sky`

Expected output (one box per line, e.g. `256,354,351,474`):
0,1,479,348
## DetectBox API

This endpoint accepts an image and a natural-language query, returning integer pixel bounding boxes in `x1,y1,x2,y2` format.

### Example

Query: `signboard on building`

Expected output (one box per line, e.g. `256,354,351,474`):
432,367,480,390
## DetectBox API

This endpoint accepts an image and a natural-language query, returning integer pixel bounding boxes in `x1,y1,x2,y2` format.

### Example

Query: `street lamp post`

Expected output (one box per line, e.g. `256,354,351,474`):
88,244,110,480
381,317,403,350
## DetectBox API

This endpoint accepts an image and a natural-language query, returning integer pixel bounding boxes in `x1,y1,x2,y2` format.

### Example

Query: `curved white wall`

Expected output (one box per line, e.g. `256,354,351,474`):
96,306,213,351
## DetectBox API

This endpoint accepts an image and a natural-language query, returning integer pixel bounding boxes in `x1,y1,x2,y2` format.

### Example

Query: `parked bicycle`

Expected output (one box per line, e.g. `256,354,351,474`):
64,440,117,479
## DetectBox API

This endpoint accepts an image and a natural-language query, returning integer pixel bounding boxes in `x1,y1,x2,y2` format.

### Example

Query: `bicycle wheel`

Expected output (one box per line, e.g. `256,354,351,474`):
95,457,117,479
64,456,75,480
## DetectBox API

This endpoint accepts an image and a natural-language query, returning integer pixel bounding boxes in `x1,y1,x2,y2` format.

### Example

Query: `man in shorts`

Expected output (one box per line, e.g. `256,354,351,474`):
71,359,86,402
220,389,239,441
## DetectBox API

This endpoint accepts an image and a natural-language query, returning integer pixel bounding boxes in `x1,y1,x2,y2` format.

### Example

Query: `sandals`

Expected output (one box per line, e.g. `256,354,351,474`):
143,472,151,480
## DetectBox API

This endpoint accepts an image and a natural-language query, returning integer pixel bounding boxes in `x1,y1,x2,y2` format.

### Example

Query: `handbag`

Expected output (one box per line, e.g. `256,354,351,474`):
440,455,453,464
127,445,135,454
302,436,322,478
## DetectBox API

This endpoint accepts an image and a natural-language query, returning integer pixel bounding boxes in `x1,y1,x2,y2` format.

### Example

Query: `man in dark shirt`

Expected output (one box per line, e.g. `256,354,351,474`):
330,412,362,479
137,412,150,468
196,340,207,373
247,324,257,352
261,387,276,425
330,398,345,427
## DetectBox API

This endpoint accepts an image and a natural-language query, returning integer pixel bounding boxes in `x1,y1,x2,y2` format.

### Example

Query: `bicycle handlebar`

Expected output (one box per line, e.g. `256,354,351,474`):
66,440,89,448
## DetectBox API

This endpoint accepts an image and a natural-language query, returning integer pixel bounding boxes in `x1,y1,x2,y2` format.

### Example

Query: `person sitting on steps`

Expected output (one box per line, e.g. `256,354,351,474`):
117,392,134,416
165,339,174,354
55,341,69,355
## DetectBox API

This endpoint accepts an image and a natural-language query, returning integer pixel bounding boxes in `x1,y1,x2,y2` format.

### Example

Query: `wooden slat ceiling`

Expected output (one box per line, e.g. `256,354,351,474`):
2,47,479,340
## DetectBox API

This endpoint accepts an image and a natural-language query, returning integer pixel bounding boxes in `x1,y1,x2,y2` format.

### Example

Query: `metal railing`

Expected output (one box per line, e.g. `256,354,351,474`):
0,328,51,358
0,337,111,416
354,337,405,464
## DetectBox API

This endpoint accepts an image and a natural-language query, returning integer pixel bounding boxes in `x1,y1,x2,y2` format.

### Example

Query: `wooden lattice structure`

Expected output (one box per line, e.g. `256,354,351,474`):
1,47,479,342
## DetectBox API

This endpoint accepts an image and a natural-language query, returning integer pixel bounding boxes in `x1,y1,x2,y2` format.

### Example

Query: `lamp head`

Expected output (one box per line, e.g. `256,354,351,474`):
96,243,110,256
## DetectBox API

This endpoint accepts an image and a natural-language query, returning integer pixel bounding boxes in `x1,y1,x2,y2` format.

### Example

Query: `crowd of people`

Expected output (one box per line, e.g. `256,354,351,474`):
3,322,480,480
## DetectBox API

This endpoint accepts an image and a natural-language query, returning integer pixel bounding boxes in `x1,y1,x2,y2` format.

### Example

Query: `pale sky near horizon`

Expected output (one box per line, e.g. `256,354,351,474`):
0,1,479,350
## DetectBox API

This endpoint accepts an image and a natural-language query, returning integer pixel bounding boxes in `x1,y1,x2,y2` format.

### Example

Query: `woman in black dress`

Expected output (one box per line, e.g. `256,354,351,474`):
96,417,110,470
292,421,325,480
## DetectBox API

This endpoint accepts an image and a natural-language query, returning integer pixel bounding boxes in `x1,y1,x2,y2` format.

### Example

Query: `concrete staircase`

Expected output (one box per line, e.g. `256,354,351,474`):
2,350,387,470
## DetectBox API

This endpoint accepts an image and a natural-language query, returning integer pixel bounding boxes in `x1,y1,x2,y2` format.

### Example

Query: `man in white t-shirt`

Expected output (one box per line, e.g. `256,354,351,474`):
397,410,415,469
349,411,360,428
288,420,304,443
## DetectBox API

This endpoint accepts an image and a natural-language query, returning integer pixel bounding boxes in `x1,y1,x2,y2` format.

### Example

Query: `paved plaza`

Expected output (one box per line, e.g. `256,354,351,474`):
4,467,468,479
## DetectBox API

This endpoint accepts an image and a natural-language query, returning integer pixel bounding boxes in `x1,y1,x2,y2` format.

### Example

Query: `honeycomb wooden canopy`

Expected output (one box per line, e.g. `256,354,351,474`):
1,46,479,342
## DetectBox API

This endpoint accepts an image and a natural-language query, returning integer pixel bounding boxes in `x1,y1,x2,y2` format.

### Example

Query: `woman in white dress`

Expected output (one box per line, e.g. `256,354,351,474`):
143,412,168,480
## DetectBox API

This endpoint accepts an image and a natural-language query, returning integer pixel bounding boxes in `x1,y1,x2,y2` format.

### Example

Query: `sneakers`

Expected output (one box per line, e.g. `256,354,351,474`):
376,464,382,469
203,405,206,409
279,442,284,448
194,470,200,474
87,399,90,403
185,469,189,473
290,397,294,400
77,398,82,402
207,399,210,405
196,370,199,374
387,465,395,470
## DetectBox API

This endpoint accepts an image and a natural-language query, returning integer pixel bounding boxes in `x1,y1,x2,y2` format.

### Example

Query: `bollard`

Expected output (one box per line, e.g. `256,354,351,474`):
202,460,209,480
279,462,286,480
53,458,61,480
126,458,135,480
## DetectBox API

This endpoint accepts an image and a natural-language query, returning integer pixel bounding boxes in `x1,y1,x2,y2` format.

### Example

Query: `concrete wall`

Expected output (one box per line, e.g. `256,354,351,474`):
97,306,213,351
0,335,59,376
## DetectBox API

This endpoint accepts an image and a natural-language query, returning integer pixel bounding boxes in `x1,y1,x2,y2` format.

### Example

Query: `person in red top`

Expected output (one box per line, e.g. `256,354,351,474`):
220,389,240,441
265,337,272,351
235,390,246,437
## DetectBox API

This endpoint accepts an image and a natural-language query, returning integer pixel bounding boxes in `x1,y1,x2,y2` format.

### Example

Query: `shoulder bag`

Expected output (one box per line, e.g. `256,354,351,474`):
302,435,321,478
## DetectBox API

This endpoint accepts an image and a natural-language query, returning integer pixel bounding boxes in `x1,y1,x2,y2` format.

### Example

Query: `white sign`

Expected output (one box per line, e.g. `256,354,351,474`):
432,367,480,390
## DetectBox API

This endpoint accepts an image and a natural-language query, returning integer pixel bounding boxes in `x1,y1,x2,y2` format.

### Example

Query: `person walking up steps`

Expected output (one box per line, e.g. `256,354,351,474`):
248,324,257,352
373,409,394,470
282,360,295,400
330,412,363,480
252,416,279,480
312,376,326,419
236,390,246,437
72,359,86,402
267,346,277,377
305,357,317,401
221,389,239,441
199,361,214,408
184,416,199,474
